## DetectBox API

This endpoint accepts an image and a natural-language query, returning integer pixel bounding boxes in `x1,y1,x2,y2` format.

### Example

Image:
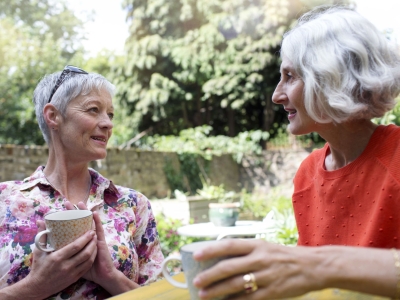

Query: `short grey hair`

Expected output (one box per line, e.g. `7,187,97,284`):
33,70,115,145
280,6,400,123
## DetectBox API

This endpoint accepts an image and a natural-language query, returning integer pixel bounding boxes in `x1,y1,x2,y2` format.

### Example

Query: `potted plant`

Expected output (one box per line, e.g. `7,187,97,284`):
208,201,241,227
196,177,241,227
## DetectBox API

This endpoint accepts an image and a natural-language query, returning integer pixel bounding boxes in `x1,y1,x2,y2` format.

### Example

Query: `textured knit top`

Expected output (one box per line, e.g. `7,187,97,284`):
293,124,400,248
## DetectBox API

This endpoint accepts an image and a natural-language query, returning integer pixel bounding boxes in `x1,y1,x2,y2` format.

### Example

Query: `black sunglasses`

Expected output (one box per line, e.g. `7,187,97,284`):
48,65,88,103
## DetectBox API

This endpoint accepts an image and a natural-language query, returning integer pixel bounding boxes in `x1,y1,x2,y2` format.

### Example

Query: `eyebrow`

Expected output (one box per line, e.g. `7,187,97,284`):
84,99,114,110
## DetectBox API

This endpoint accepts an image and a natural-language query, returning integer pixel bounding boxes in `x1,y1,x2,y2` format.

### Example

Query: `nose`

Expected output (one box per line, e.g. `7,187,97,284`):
272,81,286,105
99,113,113,130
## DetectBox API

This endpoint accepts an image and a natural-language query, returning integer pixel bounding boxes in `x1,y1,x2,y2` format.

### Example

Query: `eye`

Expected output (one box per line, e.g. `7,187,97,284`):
108,113,114,120
89,107,99,113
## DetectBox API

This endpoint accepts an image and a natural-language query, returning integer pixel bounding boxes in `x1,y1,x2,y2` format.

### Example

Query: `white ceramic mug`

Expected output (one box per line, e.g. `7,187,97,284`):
162,240,227,300
34,210,93,252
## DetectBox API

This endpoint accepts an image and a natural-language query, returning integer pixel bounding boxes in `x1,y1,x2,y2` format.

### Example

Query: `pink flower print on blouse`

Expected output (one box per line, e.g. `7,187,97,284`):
13,226,37,246
10,199,34,218
114,218,126,232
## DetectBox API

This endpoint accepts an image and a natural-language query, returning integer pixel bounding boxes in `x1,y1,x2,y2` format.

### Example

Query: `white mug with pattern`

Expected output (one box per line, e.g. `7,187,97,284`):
34,210,93,252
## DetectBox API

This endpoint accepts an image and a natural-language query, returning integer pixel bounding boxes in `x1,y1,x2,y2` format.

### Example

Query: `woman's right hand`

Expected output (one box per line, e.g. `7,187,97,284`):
192,239,327,300
22,220,98,299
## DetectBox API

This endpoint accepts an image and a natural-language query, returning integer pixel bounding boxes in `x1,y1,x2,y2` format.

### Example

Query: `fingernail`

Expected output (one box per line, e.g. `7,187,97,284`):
193,277,200,287
198,289,207,297
193,250,203,259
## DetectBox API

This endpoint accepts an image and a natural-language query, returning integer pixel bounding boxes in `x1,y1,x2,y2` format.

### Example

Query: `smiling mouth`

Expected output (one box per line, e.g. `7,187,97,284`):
287,110,297,117
91,137,106,142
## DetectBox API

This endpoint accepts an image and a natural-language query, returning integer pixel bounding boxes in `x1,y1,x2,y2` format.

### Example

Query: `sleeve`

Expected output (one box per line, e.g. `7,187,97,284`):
133,192,164,285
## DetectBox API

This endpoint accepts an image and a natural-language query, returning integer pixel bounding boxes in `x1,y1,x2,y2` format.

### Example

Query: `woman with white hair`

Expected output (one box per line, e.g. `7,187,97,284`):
192,6,400,299
0,66,164,299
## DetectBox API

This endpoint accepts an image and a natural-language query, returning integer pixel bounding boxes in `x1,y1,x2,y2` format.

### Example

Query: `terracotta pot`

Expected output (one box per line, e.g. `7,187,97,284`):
208,202,240,227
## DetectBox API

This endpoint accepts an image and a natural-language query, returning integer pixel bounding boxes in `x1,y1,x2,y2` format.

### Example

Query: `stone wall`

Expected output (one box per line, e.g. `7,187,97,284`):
0,144,311,199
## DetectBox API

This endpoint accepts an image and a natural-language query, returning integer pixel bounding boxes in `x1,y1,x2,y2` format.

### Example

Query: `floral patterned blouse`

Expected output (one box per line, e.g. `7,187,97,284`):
0,166,164,299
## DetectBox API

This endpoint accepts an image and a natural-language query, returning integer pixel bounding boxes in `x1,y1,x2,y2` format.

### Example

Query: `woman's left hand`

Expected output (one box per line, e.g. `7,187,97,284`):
192,239,327,300
64,202,117,284
65,201,139,294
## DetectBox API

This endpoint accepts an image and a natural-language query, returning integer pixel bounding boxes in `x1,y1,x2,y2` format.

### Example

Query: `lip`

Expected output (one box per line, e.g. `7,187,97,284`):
285,108,297,120
91,135,107,144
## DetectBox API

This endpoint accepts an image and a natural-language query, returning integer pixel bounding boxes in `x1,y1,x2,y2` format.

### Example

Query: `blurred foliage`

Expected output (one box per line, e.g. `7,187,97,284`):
163,153,209,194
373,98,400,125
116,0,341,139
263,207,298,245
0,0,85,145
267,123,325,149
142,125,269,193
155,213,203,257
139,125,269,163
0,0,85,56
196,174,237,203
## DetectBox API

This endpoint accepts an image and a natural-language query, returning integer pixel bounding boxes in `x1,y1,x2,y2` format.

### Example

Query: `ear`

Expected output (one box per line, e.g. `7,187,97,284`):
43,104,61,130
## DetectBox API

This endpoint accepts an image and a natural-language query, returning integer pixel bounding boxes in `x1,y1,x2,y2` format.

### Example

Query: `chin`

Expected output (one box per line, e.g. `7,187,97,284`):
99,152,108,159
94,150,108,160
288,124,310,136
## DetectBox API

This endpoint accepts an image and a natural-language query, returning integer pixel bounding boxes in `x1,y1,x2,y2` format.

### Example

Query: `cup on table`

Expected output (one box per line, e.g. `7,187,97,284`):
34,210,93,252
162,240,227,300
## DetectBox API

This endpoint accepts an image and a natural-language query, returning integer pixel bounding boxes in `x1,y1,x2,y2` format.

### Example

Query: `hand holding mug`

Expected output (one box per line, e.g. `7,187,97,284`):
22,219,97,299
64,201,132,293
162,240,229,300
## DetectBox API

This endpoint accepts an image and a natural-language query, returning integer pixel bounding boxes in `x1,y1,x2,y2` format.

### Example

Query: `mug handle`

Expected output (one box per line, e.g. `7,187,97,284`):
161,255,187,289
34,230,55,252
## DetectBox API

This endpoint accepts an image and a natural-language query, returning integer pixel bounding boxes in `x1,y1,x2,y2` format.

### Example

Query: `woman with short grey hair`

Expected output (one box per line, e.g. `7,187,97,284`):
33,69,115,145
0,66,164,299
281,6,400,124
192,6,400,300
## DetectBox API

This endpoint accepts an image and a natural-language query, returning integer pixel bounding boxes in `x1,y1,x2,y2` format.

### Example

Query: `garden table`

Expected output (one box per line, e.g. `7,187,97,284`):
107,273,390,300
177,220,272,240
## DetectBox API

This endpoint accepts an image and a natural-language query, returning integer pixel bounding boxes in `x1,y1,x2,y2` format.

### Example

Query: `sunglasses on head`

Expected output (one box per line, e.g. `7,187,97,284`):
48,65,88,103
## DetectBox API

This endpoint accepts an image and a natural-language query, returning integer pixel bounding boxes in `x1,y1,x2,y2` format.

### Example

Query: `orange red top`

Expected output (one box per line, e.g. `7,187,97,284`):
293,125,400,248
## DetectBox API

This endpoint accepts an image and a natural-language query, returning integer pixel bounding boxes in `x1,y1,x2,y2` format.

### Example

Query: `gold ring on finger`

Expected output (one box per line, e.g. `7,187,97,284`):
243,273,258,294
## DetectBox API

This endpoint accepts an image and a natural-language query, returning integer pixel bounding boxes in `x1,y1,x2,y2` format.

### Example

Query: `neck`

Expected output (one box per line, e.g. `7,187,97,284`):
317,120,378,171
44,147,92,205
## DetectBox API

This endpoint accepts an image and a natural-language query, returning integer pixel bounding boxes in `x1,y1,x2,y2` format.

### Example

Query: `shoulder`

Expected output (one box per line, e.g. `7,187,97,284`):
372,125,400,179
378,124,400,138
383,125,400,151
114,184,152,206
373,125,400,158
0,180,23,196
297,144,328,174
293,144,327,190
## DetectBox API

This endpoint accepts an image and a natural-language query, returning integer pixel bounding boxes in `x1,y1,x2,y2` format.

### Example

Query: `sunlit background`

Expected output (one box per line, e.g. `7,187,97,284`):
66,0,400,58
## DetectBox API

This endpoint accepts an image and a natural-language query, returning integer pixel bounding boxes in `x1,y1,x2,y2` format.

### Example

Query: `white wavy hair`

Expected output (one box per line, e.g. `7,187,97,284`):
33,70,115,145
280,6,400,123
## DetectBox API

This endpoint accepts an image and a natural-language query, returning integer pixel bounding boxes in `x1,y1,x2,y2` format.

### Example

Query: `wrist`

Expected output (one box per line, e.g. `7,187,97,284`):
0,275,48,300
99,270,139,295
297,246,337,291
310,246,348,289
315,246,397,298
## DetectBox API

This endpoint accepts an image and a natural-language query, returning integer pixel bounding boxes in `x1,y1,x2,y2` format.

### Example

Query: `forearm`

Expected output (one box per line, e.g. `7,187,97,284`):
100,270,140,296
314,246,397,298
0,275,48,300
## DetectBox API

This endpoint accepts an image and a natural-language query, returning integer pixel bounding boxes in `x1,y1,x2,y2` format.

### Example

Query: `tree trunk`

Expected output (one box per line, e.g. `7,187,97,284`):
227,107,235,137
263,92,275,132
